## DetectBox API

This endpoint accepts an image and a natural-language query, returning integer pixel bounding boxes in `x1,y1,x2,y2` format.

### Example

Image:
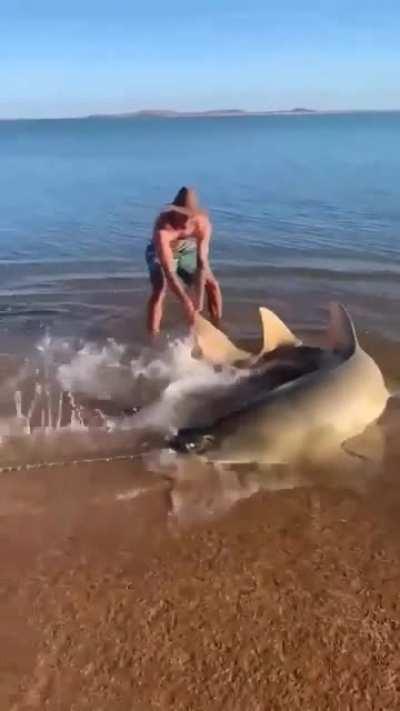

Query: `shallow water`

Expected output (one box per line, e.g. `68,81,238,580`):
1,112,399,338
0,113,399,488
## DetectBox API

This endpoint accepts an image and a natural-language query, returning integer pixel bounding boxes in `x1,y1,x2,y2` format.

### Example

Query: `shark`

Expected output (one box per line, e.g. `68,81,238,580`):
170,303,389,465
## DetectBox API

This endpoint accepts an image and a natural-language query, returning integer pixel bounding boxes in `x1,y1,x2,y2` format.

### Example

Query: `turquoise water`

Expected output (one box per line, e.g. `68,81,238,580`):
0,112,399,346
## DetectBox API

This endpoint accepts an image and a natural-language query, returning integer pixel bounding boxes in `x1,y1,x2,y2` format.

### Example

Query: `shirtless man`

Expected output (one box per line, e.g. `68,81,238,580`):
146,187,222,336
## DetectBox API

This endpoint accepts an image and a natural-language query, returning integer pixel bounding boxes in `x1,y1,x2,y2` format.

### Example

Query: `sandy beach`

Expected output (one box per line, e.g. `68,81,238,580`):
2,397,400,711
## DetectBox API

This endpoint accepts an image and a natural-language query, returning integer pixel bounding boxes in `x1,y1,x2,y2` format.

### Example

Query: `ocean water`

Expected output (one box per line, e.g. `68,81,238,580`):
0,112,399,470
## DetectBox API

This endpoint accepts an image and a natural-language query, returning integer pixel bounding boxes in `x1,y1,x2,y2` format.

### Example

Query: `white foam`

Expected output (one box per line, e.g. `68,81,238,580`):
58,339,127,399
130,336,242,434
0,332,244,467
56,333,242,435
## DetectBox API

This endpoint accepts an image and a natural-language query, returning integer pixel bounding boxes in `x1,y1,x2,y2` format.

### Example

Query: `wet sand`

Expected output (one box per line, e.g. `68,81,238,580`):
2,410,400,711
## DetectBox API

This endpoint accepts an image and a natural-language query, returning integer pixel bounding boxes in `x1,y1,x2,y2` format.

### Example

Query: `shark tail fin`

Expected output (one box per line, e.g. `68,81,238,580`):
192,314,250,366
258,307,300,354
327,303,358,357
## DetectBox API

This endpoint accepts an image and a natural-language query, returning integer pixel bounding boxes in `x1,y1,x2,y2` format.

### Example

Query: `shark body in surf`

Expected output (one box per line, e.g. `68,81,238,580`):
170,303,389,465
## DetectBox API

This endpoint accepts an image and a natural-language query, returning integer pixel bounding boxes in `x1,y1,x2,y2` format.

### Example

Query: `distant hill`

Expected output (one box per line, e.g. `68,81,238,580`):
3,108,398,122
86,108,317,119
290,107,316,113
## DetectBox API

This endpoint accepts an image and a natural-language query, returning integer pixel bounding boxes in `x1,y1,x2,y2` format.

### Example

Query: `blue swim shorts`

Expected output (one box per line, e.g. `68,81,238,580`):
145,241,197,287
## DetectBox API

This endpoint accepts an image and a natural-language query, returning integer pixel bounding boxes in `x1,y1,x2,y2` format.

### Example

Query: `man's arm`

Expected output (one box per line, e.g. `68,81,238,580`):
195,218,213,311
155,230,195,323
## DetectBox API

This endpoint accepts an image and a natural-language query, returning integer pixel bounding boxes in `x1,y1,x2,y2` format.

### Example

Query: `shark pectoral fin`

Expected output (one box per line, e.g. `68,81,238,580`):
342,423,385,466
327,303,358,357
258,307,300,354
192,314,250,366
301,444,380,494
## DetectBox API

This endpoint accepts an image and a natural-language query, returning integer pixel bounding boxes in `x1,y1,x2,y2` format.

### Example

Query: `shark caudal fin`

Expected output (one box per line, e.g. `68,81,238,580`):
258,307,300,354
326,303,358,357
192,314,250,366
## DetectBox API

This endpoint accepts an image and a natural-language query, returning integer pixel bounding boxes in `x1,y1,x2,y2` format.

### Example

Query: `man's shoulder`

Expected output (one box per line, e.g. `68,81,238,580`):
154,212,174,235
195,211,211,231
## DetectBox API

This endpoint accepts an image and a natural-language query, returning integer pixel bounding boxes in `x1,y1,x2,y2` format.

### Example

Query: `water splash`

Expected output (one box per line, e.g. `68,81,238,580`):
0,330,241,468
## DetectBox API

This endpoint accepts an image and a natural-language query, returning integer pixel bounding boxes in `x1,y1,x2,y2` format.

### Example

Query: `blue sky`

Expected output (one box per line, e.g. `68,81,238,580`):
1,0,399,118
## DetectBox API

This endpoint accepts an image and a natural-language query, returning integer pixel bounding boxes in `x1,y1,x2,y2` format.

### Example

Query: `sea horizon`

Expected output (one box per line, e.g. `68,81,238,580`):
1,107,400,122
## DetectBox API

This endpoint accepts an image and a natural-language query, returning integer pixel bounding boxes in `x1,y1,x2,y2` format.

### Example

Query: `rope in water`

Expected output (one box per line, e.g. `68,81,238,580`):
0,452,147,475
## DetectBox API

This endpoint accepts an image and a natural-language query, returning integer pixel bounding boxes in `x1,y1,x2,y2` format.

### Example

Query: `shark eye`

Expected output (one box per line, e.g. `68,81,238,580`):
197,435,215,452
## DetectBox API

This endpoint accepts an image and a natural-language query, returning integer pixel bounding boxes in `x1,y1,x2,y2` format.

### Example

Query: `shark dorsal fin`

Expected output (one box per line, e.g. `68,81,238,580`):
258,307,300,354
327,303,358,357
192,314,250,366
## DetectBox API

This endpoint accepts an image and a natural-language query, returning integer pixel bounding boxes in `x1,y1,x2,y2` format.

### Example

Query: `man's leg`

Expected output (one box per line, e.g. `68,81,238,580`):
147,271,166,336
205,275,223,325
